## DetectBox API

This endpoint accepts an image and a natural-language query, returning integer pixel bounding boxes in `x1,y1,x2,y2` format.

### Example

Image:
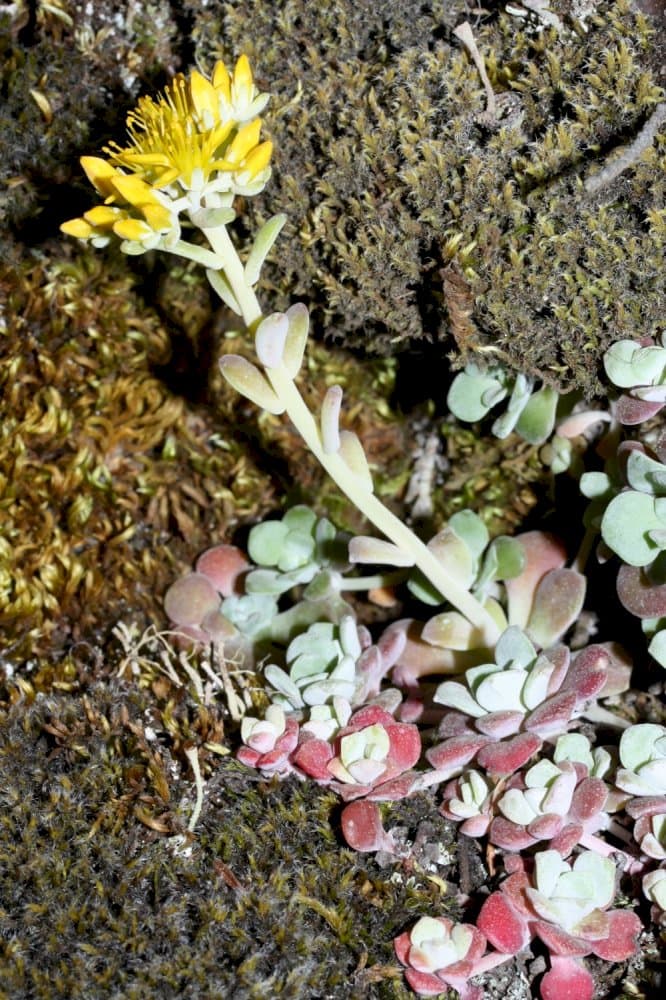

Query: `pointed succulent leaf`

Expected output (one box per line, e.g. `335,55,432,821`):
244,212,287,285
282,302,310,378
349,536,415,567
492,373,533,438
219,354,285,413
515,384,558,444
320,385,343,453
206,268,242,314
338,430,373,490
264,663,304,707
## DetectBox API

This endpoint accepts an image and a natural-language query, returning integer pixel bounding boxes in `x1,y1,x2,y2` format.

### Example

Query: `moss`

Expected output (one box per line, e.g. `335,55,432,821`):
182,0,664,394
0,682,454,1000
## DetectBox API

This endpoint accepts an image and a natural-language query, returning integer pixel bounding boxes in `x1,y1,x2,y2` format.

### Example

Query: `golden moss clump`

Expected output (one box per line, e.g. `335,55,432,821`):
0,252,276,663
188,0,664,395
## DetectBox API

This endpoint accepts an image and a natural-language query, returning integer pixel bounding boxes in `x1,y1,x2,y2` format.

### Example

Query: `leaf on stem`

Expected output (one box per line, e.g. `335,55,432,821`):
219,354,285,414
255,312,290,368
349,536,415,567
283,303,310,378
245,213,287,286
206,268,242,315
338,430,373,491
321,385,343,453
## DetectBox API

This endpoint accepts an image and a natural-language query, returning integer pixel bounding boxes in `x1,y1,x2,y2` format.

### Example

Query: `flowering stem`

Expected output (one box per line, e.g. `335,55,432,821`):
203,224,502,647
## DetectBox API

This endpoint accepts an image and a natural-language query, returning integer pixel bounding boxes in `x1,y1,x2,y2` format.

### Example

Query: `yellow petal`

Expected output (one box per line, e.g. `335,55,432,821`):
112,218,151,241
80,156,118,195
227,119,261,162
153,167,181,188
111,173,158,206
60,217,93,238
142,203,173,230
190,70,218,124
212,61,231,102
120,152,172,168
84,205,121,227
242,140,272,178
233,54,253,94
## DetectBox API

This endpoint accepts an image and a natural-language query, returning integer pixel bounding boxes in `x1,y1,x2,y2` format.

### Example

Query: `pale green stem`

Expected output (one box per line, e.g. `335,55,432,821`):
202,225,501,647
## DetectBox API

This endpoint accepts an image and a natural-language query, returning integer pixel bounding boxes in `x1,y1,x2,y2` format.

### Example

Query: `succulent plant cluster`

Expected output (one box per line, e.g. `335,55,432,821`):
64,46,665,1000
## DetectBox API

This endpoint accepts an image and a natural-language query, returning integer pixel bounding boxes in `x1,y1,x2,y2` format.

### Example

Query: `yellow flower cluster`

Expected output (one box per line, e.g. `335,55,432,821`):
61,56,272,252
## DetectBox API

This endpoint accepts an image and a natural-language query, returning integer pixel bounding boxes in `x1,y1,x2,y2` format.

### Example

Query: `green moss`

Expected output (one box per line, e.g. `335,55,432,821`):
0,683,453,999
185,0,664,394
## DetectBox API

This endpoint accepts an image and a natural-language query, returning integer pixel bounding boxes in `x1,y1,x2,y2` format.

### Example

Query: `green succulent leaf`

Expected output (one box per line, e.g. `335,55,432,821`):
602,491,666,566
603,339,666,389
447,368,507,422
514,385,558,445
625,450,666,496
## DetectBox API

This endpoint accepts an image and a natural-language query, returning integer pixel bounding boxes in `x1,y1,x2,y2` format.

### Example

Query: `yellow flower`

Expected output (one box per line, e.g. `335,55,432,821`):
61,55,272,250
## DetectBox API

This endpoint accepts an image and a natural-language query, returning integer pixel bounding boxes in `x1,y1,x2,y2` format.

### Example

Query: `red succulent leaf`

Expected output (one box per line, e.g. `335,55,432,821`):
367,770,420,801
533,920,590,957
617,563,666,619
626,795,666,820
474,710,524,738
477,890,531,952
527,813,564,840
540,955,594,1000
426,734,489,772
489,817,537,851
544,644,571,695
195,543,248,596
237,746,260,768
564,645,609,701
476,732,542,776
549,823,583,857
385,721,422,773
591,910,642,961
403,968,450,997
501,871,535,917
291,736,334,781
344,704,396,730
614,394,664,425
525,692,577,736
393,930,412,967
437,710,477,737
571,777,608,822
460,814,492,837
341,800,395,853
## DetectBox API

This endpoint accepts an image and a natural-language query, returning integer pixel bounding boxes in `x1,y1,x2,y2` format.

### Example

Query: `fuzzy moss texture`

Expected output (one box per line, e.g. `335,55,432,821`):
0,2,664,998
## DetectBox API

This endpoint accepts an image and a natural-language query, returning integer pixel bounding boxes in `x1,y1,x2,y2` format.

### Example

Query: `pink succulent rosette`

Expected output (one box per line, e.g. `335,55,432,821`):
478,851,641,1000
394,916,487,1000
237,705,300,776
291,704,421,801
